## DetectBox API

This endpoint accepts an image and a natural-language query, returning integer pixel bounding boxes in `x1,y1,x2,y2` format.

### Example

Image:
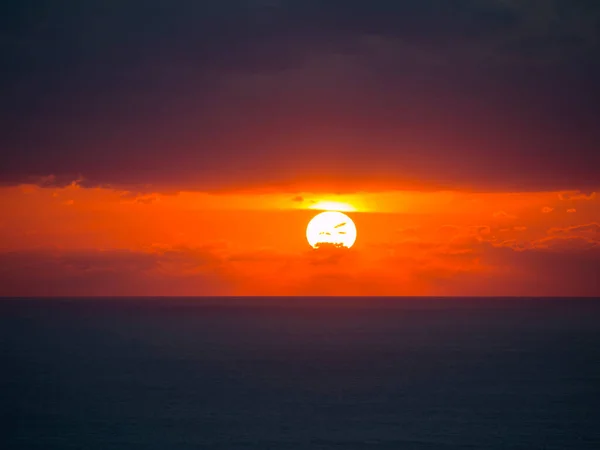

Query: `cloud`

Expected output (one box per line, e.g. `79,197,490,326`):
495,223,600,253
447,244,600,297
548,223,600,238
1,227,599,297
0,247,234,296
558,191,597,201
531,236,598,252
1,1,599,193
119,193,161,205
493,211,517,220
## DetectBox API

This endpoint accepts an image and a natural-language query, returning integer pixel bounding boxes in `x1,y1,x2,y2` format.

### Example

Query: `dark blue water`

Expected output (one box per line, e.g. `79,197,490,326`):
2,297,599,449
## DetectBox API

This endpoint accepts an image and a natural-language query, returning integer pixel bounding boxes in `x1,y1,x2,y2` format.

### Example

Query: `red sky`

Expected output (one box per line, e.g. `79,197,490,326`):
1,184,598,296
1,1,599,296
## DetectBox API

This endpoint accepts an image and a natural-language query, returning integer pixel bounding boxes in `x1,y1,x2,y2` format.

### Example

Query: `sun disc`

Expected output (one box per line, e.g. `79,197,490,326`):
306,211,357,249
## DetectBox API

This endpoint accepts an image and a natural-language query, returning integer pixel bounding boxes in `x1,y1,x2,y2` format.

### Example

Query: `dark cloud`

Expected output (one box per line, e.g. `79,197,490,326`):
1,229,599,296
473,244,600,296
0,246,232,296
1,0,599,191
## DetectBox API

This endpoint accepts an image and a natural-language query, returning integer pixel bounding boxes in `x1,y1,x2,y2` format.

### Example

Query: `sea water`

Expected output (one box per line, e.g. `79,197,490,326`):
2,297,599,449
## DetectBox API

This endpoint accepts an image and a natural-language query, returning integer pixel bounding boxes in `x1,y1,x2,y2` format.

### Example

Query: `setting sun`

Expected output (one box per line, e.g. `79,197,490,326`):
306,211,357,249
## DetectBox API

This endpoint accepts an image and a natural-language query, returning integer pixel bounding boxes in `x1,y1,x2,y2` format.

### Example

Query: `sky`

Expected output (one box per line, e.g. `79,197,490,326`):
1,0,599,296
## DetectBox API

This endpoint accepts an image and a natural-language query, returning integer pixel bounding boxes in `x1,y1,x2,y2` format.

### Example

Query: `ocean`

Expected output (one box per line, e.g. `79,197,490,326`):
2,297,599,449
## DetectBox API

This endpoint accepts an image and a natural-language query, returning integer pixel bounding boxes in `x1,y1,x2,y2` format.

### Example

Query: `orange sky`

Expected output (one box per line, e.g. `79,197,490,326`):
2,1,600,297
1,183,598,296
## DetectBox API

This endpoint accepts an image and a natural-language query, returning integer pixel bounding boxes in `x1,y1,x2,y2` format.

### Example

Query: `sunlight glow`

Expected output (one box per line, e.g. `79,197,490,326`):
309,201,356,212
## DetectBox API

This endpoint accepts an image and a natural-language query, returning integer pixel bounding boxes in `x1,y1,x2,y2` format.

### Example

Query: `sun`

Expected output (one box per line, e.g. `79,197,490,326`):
306,211,357,249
